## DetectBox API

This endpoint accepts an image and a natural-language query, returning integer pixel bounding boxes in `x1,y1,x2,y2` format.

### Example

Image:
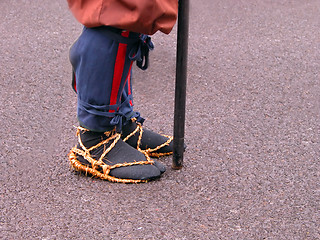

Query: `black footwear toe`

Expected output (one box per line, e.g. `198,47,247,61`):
122,118,176,157
152,160,166,174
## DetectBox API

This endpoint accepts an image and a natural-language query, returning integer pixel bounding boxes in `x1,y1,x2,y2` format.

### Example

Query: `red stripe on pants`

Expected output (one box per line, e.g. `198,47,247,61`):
109,31,130,113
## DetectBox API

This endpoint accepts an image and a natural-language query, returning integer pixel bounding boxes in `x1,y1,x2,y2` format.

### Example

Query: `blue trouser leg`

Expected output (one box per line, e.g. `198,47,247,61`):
69,27,141,132
120,74,143,122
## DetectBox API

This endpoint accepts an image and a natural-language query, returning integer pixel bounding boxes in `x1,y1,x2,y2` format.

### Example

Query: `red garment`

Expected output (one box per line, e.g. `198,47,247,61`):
67,0,178,35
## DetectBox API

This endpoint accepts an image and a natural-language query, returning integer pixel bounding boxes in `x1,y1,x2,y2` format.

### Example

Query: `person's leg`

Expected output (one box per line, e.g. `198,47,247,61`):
68,26,165,183
71,27,134,131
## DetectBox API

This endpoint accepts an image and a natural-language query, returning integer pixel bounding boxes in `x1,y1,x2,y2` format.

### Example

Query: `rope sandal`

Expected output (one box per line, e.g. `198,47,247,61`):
122,118,174,158
69,127,163,183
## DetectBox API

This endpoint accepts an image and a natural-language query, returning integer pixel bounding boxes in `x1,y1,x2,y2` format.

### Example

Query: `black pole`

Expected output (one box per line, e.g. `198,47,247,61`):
172,0,189,169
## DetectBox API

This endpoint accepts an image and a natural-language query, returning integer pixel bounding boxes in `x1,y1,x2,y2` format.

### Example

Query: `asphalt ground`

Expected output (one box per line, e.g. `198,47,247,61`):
1,0,319,239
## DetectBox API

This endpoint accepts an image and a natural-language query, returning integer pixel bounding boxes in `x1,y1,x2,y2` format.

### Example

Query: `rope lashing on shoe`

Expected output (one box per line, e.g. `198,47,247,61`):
123,118,174,158
69,127,155,183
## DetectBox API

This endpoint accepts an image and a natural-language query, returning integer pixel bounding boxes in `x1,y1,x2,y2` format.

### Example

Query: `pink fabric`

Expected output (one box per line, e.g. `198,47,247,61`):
67,0,178,35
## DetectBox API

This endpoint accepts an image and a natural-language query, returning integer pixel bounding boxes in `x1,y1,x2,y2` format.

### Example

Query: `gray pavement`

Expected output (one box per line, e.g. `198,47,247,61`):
1,0,319,239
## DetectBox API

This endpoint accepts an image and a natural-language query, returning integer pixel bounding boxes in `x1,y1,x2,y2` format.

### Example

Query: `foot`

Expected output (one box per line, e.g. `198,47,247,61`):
121,118,174,157
69,127,165,183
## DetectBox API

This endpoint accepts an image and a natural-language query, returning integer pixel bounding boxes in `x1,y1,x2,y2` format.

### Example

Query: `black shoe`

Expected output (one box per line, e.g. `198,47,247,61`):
69,127,165,183
121,118,174,158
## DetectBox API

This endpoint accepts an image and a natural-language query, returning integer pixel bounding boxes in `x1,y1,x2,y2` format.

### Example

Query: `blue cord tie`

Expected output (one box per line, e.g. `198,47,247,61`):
129,34,154,70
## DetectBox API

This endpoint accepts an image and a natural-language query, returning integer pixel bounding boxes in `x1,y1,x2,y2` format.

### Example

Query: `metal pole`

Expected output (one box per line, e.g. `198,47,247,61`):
172,0,189,169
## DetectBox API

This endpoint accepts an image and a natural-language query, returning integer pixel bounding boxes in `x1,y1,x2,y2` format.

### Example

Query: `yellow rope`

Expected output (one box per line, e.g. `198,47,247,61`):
123,118,173,157
69,127,154,183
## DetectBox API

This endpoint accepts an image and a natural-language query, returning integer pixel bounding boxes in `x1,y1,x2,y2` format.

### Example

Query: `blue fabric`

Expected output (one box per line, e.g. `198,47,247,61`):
69,26,152,132
129,34,154,70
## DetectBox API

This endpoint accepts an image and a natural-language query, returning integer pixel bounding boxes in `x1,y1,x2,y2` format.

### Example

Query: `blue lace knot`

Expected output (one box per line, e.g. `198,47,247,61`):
129,34,154,70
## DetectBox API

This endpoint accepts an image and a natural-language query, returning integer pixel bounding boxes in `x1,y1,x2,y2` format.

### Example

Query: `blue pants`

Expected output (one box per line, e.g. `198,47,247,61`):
69,26,153,132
